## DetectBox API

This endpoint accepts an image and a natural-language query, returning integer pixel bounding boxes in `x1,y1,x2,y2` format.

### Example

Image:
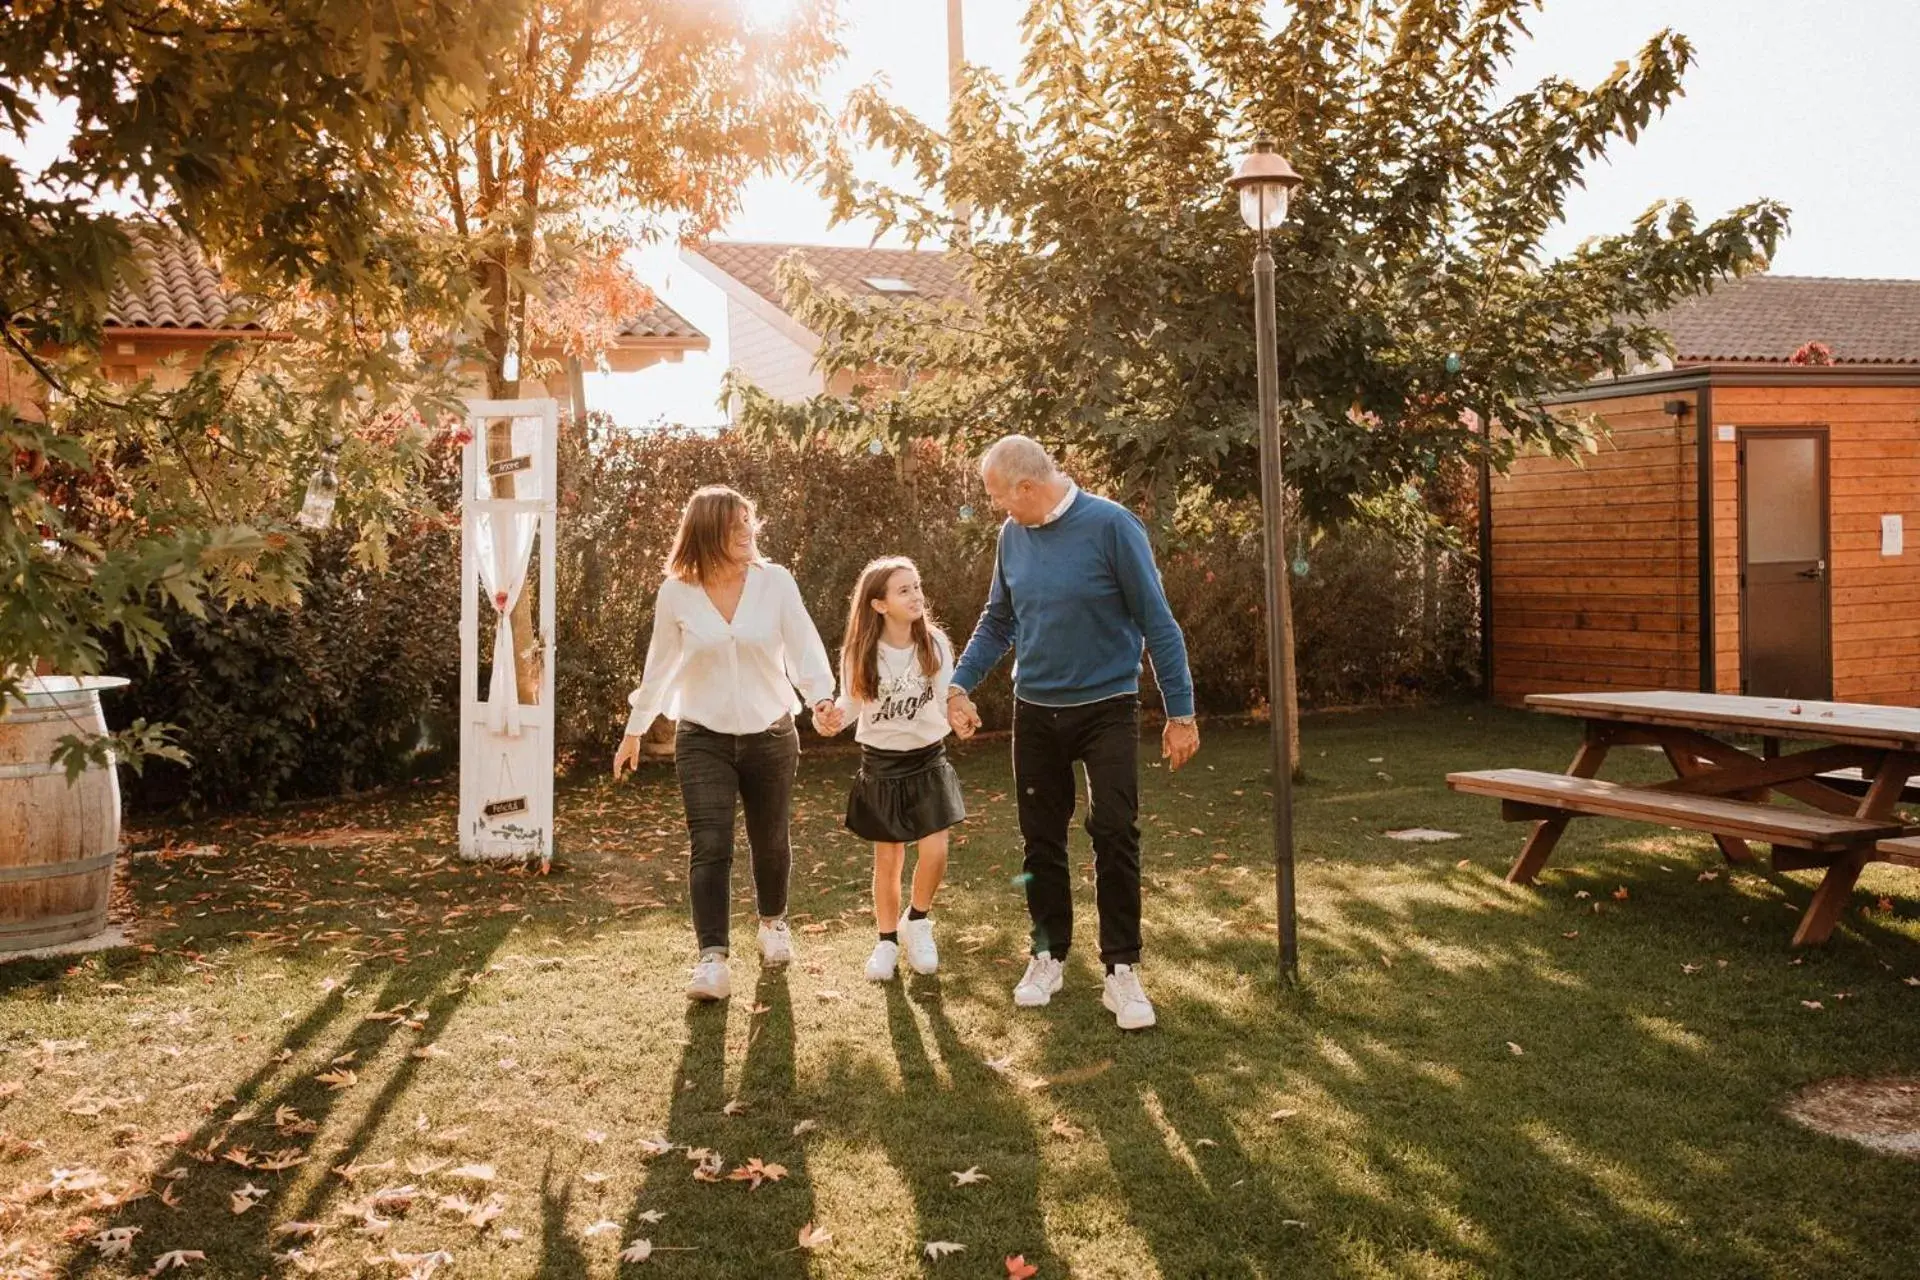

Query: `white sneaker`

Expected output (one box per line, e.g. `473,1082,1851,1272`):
1013,952,1064,1007
757,918,794,967
1102,964,1156,1030
864,939,899,982
899,914,939,975
687,953,730,1002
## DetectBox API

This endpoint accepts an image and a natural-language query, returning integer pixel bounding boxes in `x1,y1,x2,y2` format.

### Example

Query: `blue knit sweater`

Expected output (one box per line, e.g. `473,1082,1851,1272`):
952,490,1195,717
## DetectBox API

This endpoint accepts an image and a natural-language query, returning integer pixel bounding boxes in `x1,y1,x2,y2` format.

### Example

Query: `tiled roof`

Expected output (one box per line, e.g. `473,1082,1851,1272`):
105,223,704,347
105,224,265,331
691,241,967,316
617,297,706,342
1657,275,1920,365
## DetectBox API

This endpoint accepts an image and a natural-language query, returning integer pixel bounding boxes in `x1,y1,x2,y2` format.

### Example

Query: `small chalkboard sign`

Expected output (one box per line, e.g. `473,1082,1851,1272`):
482,796,529,819
487,454,534,478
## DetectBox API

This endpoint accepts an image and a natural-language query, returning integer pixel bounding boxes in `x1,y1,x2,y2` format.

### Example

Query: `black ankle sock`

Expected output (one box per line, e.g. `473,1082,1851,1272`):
880,930,899,943
906,907,929,921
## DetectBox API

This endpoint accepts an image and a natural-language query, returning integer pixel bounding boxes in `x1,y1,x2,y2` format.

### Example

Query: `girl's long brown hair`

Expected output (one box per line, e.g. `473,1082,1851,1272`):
841,556,943,703
665,485,761,584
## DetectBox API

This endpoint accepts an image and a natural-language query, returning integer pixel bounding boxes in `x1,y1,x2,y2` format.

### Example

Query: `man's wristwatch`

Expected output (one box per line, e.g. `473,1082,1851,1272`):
1169,714,1197,726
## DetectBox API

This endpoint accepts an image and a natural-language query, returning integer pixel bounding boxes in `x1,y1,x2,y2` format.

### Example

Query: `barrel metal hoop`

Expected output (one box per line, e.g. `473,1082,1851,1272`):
0,852,117,883
0,908,111,953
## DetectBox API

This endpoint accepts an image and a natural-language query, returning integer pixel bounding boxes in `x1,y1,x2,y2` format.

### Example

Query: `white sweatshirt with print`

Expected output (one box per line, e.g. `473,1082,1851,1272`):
836,632,953,751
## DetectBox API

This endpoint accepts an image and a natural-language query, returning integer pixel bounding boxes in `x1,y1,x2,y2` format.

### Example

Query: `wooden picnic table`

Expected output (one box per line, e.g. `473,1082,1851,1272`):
1447,691,1920,946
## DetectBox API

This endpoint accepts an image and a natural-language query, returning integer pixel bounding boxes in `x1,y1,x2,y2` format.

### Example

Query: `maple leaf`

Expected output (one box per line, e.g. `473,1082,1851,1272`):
1612,886,1630,902
315,1068,358,1090
1269,1109,1299,1122
924,1240,965,1260
634,1209,664,1224
721,1099,749,1116
259,1149,307,1172
273,1222,323,1240
381,1249,453,1279
466,1194,506,1228
1006,1254,1039,1279
91,1226,140,1257
1574,890,1591,900
637,1137,674,1157
405,1157,450,1177
796,1222,832,1250
275,1106,317,1135
50,1167,109,1197
411,1044,449,1060
448,1164,497,1183
1507,1042,1526,1056
728,1158,787,1189
1802,1000,1824,1010
149,1249,206,1274
950,1165,991,1186
1048,1115,1083,1142
791,1119,818,1137
1904,976,1920,986
621,1238,654,1263
231,1182,270,1214
582,1171,609,1185
583,1219,620,1238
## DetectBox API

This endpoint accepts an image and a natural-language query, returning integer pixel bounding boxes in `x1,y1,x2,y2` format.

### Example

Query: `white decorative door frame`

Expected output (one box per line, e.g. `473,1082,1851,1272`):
459,398,558,866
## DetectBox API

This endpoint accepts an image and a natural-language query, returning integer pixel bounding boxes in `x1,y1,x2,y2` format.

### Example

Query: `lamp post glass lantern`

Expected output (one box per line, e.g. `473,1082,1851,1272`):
1224,136,1303,982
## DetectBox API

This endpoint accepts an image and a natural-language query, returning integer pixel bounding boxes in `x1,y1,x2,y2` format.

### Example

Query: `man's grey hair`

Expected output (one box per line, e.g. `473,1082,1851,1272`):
980,434,1058,485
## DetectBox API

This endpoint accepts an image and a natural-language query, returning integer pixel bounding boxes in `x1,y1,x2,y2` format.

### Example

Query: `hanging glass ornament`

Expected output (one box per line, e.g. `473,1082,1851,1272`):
296,450,339,531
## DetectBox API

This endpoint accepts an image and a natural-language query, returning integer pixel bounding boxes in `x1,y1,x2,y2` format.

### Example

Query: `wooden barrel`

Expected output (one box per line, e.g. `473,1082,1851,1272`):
0,676,128,955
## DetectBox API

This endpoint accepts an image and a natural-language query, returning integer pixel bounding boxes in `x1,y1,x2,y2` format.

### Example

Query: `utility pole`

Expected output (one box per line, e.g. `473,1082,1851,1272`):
947,0,972,234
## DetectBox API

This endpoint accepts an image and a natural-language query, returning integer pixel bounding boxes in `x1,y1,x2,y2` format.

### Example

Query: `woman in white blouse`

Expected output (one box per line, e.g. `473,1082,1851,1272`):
612,486,843,1001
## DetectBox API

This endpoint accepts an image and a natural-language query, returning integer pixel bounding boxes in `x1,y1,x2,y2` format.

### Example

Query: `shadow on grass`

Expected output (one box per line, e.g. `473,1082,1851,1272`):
616,969,818,1278
1023,850,1920,1280
53,914,516,1278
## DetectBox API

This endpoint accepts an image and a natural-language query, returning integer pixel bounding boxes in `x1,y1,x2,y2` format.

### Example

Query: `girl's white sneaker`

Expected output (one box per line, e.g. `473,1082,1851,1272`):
899,915,939,975
757,918,794,967
864,939,899,982
687,953,730,1002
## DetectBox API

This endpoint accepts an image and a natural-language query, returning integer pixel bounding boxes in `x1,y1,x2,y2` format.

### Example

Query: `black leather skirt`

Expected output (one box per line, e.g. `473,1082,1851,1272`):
844,741,967,843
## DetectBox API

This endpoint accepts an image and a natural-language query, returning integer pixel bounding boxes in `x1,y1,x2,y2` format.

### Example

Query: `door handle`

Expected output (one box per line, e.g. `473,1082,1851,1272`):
1797,560,1827,581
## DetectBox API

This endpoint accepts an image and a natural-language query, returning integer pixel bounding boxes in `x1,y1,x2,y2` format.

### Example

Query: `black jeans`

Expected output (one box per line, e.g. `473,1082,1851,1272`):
674,715,800,955
1013,695,1141,966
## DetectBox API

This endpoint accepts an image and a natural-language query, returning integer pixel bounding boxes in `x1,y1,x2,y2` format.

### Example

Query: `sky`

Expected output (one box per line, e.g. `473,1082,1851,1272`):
604,0,1920,428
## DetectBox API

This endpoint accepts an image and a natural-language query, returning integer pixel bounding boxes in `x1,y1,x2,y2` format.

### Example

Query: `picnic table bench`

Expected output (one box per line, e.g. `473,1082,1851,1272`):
1446,691,1920,946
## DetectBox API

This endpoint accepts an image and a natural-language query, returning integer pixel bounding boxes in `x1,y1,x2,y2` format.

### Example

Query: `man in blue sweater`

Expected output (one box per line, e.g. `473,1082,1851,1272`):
947,435,1199,1031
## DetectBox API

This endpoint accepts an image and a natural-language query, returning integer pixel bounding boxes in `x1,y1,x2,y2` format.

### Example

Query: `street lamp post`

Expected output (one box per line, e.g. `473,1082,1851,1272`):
1225,137,1304,983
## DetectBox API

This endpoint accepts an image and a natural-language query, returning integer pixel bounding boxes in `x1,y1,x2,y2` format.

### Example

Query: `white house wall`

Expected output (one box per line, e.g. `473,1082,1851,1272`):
726,304,823,403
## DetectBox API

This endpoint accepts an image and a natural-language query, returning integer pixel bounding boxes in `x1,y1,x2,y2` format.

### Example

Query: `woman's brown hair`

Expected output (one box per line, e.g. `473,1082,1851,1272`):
665,486,761,584
841,556,943,703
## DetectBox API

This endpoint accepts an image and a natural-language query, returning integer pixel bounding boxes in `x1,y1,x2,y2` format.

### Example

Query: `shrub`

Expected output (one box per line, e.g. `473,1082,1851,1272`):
112,419,1480,810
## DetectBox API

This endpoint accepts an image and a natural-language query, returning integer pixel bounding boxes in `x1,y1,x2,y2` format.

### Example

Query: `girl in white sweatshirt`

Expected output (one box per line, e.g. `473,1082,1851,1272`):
821,556,967,980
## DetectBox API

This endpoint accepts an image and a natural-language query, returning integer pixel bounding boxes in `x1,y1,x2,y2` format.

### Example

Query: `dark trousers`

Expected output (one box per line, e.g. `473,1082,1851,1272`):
674,715,799,954
1013,695,1142,966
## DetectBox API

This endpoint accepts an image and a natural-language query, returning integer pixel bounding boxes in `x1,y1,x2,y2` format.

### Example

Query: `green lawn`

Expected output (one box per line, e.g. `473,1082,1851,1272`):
3,705,1917,1279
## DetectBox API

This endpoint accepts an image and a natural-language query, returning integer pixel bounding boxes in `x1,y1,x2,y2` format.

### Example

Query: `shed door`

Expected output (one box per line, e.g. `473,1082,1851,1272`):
1738,429,1831,700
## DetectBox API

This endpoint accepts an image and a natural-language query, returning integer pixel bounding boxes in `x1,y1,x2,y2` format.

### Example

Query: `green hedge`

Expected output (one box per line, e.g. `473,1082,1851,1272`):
109,422,1478,810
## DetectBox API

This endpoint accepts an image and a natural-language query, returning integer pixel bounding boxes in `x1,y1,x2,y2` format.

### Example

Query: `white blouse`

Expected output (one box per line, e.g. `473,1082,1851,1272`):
835,634,954,751
625,562,836,738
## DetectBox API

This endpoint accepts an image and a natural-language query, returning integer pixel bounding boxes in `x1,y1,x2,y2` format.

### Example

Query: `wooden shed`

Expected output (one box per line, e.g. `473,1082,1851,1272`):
1484,276,1920,706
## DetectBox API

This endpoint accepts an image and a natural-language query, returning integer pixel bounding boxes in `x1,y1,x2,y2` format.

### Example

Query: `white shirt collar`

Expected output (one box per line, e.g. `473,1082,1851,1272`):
1040,480,1078,525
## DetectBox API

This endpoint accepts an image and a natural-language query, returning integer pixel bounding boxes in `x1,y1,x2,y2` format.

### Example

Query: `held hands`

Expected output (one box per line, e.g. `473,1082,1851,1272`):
612,733,642,780
1162,718,1200,772
946,688,981,740
811,699,846,736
